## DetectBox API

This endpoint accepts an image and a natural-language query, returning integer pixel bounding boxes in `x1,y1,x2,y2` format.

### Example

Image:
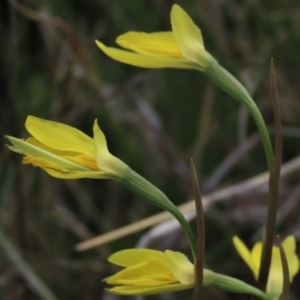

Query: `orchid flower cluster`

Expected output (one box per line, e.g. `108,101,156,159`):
6,4,299,300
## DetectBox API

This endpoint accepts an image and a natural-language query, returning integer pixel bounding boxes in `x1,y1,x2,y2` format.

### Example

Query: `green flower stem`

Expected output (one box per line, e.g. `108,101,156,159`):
121,168,197,260
204,62,274,171
204,269,271,300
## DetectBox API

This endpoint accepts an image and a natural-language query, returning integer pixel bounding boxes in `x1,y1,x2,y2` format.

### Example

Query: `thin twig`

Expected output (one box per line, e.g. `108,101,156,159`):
191,159,204,300
258,59,282,291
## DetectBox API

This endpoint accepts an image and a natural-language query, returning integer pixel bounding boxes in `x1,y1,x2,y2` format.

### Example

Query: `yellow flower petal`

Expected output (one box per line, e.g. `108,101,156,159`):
96,5,215,71
27,137,99,170
95,40,197,69
26,137,82,156
106,248,197,296
93,119,110,162
41,168,107,179
282,236,300,279
62,154,99,170
7,136,89,171
265,236,300,296
233,235,300,297
106,257,176,286
250,242,263,279
171,5,204,49
116,32,184,58
269,248,281,273
171,4,212,69
22,156,100,179
164,250,194,284
108,249,165,267
93,120,127,179
266,249,283,296
25,116,95,156
108,282,193,295
7,116,129,180
232,236,258,278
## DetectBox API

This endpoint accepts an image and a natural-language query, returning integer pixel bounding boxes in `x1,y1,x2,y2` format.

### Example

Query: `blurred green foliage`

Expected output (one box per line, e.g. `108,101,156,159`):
1,0,300,299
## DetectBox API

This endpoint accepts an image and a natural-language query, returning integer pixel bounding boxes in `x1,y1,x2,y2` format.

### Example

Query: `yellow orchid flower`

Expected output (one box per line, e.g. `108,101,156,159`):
96,4,215,71
6,117,198,257
105,248,270,299
105,248,196,295
6,115,128,180
233,235,300,297
96,4,274,172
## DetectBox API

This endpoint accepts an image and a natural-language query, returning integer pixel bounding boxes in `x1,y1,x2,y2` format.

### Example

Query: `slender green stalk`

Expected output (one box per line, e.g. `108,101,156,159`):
0,227,59,300
121,168,197,260
191,159,204,300
204,62,274,171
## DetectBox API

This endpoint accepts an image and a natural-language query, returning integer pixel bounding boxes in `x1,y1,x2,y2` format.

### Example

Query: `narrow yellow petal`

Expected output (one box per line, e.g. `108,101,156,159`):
108,249,164,267
63,154,99,170
93,120,128,179
232,236,258,278
108,282,193,295
233,235,299,297
92,119,110,159
25,116,95,156
116,32,184,58
27,137,99,170
22,156,105,179
164,250,194,284
266,237,300,296
250,242,262,278
106,258,176,285
171,5,213,69
269,247,282,277
23,156,65,171
282,236,296,253
93,119,117,174
43,167,106,179
95,40,197,69
171,5,204,48
26,137,82,156
267,248,284,296
282,236,300,278
7,136,89,171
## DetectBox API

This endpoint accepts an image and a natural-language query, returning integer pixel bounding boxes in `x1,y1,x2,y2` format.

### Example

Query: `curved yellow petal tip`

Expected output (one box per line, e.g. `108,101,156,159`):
232,236,258,279
164,250,194,284
170,4,214,69
95,40,106,51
